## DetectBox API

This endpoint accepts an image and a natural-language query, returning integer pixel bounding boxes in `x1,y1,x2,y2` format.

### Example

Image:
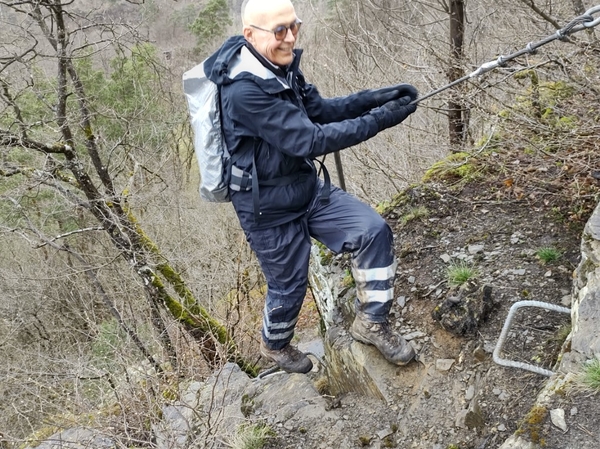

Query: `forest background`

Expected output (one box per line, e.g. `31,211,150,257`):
0,0,598,446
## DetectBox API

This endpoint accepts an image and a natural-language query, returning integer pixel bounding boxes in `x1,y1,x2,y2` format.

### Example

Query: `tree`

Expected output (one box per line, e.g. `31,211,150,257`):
189,0,232,55
447,0,467,147
0,0,254,376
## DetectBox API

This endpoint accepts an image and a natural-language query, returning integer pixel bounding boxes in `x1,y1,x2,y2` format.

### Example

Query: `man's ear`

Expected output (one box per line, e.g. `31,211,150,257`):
243,27,254,44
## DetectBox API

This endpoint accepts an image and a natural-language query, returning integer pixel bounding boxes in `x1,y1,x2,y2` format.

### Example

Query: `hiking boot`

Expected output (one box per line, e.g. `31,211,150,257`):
260,341,313,374
350,316,416,366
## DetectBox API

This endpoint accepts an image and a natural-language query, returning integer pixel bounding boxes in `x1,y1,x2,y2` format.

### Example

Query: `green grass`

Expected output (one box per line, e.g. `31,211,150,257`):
446,261,478,286
581,358,600,392
230,423,275,449
401,206,429,225
536,247,561,264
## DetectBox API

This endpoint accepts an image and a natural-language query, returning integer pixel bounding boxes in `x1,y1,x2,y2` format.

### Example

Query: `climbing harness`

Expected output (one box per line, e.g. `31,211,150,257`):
493,300,571,377
412,5,600,104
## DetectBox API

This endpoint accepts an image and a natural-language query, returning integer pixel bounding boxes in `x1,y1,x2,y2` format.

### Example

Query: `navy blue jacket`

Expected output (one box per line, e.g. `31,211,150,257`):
205,36,385,230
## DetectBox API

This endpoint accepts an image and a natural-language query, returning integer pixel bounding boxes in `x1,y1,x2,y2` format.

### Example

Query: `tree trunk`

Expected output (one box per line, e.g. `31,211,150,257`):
448,0,466,148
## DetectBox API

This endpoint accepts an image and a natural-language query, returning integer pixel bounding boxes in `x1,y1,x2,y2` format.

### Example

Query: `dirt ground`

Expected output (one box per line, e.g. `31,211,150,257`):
264,147,600,449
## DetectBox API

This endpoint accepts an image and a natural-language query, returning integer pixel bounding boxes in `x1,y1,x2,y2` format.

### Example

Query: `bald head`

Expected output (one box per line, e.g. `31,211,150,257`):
242,0,299,66
242,0,296,28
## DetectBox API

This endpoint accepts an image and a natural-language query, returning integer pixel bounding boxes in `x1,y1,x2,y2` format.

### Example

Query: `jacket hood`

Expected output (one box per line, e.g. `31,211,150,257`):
204,35,247,86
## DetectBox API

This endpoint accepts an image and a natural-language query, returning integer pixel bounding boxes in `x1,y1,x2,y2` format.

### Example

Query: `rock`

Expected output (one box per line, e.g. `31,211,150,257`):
397,296,407,307
298,338,325,359
483,341,496,353
561,294,572,306
436,359,455,371
376,428,394,439
465,385,475,401
154,380,205,449
560,201,600,372
455,409,468,429
550,408,567,432
431,280,493,335
404,331,426,341
440,254,451,263
473,346,487,361
464,398,485,430
456,398,485,430
468,244,485,254
498,391,510,401
499,435,538,449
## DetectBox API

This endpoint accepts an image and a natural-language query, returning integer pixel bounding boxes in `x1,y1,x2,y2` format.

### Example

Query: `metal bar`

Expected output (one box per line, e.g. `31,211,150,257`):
333,151,347,191
492,300,571,377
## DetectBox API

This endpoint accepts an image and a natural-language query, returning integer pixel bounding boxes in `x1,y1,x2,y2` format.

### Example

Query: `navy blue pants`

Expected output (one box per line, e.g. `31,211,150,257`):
242,183,396,350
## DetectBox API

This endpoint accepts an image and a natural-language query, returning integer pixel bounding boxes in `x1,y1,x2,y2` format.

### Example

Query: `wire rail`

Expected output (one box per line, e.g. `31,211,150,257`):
412,5,600,104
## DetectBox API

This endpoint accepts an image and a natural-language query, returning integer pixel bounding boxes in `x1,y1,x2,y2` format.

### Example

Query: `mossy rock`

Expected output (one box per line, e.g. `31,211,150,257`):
422,152,481,183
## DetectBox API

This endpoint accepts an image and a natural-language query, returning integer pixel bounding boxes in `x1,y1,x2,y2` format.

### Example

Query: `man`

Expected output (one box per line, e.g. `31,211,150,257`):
204,0,419,373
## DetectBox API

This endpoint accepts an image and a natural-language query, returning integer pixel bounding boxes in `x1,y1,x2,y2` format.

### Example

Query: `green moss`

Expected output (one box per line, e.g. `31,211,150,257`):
422,152,481,183
515,405,548,444
401,206,429,225
241,393,255,417
540,80,574,102
314,240,334,266
375,200,391,214
342,269,355,288
161,385,179,402
382,436,395,447
358,435,372,446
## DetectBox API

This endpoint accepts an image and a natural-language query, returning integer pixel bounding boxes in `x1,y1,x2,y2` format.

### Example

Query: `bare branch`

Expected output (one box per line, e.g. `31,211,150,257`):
34,226,104,248
517,0,562,29
0,131,76,156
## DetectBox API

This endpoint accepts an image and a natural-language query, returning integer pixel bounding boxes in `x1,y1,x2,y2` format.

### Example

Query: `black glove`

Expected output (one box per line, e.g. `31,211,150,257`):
371,95,417,131
371,83,419,107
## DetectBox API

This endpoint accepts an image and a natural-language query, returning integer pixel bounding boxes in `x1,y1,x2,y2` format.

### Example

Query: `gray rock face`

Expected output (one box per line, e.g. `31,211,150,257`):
22,427,115,449
561,202,600,372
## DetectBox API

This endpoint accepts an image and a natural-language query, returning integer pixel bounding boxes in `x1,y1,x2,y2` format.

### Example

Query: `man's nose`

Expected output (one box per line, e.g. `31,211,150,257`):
284,28,296,42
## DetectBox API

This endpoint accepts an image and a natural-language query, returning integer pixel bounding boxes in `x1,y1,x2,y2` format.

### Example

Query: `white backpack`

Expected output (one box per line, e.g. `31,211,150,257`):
183,61,231,203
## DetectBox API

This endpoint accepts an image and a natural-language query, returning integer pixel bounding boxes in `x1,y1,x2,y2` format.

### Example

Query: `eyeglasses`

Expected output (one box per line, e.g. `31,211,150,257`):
249,19,302,41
